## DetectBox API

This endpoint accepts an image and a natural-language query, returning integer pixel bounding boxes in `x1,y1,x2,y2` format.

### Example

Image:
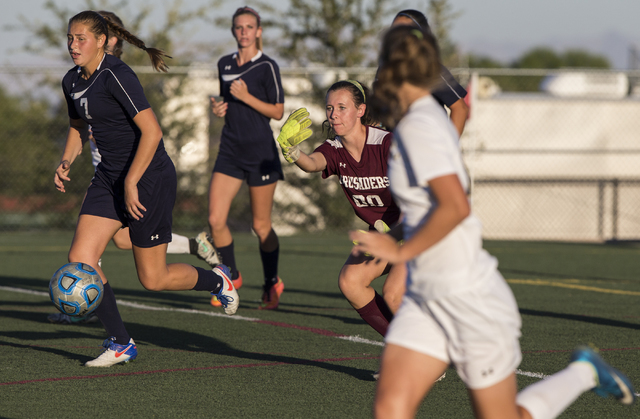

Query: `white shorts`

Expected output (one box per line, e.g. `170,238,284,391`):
385,273,522,389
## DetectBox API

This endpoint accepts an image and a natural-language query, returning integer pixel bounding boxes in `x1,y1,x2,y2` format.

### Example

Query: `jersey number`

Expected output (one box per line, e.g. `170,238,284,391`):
353,194,384,208
80,98,93,120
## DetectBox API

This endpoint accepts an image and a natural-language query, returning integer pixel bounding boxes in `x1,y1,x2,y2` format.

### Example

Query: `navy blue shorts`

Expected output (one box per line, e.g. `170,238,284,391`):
79,162,176,248
213,146,283,186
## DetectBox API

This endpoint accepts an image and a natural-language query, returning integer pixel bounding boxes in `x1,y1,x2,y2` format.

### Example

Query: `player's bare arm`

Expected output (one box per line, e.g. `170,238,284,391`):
55,117,87,192
448,98,469,137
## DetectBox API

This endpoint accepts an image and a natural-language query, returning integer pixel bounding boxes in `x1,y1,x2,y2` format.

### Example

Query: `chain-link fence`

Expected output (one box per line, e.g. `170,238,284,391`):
2,65,640,241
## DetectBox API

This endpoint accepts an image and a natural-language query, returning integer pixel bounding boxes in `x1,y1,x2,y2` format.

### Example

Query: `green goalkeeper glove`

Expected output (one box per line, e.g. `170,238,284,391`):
276,108,313,163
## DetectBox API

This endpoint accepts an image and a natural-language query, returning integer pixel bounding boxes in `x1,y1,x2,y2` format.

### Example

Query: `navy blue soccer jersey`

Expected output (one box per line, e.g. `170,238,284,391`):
62,53,169,179
315,126,401,228
217,51,284,155
432,64,467,108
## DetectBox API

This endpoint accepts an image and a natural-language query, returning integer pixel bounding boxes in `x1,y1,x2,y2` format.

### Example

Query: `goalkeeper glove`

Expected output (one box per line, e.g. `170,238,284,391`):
276,108,313,163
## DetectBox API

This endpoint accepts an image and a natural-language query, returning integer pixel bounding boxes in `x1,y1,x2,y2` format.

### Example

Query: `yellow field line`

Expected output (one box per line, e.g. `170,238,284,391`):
507,279,640,296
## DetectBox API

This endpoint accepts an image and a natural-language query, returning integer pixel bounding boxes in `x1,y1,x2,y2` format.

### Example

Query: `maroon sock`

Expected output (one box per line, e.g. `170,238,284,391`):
355,292,394,337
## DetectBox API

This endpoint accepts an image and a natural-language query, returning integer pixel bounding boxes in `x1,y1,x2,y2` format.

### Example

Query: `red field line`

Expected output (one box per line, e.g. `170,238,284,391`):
0,355,379,387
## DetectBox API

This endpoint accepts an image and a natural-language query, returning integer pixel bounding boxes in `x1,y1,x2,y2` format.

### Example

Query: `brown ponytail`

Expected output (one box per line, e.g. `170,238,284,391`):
69,10,172,72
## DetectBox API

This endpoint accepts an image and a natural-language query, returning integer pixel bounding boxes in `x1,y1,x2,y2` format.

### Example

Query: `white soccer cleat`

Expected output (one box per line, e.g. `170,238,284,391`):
85,337,137,367
211,265,239,315
195,232,221,267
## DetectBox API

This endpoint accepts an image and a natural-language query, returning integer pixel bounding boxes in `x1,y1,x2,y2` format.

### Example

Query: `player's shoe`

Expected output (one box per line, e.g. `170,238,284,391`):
211,272,243,307
570,346,636,405
210,265,239,315
85,337,137,367
47,312,99,324
259,277,284,310
195,231,220,267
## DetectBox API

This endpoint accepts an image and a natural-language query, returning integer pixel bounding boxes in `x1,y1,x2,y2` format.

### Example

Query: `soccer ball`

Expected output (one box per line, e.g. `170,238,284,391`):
49,262,104,317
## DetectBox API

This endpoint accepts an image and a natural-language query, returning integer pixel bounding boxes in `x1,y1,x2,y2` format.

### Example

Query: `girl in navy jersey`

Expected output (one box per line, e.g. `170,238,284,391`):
277,80,405,338
207,6,285,310
390,9,469,137
352,25,635,418
55,10,238,367
48,10,220,325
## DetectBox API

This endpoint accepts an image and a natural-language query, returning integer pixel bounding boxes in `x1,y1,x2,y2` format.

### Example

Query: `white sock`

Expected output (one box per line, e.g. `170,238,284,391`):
516,362,596,419
167,233,191,254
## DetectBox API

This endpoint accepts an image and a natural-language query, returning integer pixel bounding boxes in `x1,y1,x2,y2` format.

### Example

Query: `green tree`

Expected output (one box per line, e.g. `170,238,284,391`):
513,47,563,69
562,49,610,68
427,0,462,67
468,54,503,69
251,0,394,68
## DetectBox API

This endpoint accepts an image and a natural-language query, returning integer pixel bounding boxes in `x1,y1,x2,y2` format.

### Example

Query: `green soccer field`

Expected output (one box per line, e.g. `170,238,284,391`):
1,231,638,418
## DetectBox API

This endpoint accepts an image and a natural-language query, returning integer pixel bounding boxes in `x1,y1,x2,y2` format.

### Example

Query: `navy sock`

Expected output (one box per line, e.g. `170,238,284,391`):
192,267,223,292
217,242,239,279
260,245,279,286
94,282,130,345
355,292,394,337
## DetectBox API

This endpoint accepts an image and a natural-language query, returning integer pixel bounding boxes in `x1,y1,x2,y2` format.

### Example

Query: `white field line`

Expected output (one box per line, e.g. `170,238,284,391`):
3,285,639,397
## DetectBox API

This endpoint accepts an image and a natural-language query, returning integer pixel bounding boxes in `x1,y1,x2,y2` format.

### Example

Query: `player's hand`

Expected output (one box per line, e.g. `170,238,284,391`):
276,108,313,163
54,159,71,193
229,78,249,102
350,229,402,263
210,96,228,117
124,183,147,221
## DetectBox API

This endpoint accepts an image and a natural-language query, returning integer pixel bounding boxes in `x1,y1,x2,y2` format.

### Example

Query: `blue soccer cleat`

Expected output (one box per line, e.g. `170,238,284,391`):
570,346,636,405
211,264,239,315
85,336,137,367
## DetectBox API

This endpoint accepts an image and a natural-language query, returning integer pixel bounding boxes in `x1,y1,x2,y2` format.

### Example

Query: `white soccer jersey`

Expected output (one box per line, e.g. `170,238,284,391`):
389,95,498,300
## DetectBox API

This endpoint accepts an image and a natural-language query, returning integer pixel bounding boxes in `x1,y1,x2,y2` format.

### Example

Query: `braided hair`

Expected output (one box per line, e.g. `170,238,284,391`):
69,10,172,72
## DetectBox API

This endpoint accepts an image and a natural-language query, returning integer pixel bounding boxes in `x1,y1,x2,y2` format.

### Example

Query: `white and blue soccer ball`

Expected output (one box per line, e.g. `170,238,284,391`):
49,263,104,317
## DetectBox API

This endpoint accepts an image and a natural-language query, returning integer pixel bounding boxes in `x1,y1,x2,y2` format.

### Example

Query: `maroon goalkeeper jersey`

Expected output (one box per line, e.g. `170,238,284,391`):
315,126,401,228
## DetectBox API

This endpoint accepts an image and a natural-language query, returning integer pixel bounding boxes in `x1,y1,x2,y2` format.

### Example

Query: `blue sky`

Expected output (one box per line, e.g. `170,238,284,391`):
2,0,639,68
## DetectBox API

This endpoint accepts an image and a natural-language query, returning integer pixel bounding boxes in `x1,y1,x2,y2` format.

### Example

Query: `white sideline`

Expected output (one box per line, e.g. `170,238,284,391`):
3,285,639,397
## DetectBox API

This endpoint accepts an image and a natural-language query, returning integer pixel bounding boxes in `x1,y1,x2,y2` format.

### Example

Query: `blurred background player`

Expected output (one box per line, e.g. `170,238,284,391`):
352,24,635,419
56,10,238,367
276,80,405,338
207,6,285,309
391,9,469,137
49,10,220,325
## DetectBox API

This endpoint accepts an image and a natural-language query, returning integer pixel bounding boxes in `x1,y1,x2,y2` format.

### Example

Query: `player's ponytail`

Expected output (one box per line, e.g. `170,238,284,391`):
371,26,441,129
69,10,172,73
103,20,172,73
97,11,125,59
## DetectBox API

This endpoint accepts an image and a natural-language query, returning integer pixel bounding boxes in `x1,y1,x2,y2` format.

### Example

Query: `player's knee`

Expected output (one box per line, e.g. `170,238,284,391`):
138,274,166,292
251,220,272,240
208,213,227,233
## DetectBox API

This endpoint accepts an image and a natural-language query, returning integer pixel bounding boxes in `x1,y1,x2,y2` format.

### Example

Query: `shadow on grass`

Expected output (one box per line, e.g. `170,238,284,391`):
0,305,377,381
126,321,377,381
519,308,640,330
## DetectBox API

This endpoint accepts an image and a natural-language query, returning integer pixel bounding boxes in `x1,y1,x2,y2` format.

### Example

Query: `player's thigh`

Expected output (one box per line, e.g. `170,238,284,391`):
467,373,528,419
376,343,448,416
70,215,122,263
131,243,169,289
112,227,132,250
208,171,243,224
248,181,277,226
